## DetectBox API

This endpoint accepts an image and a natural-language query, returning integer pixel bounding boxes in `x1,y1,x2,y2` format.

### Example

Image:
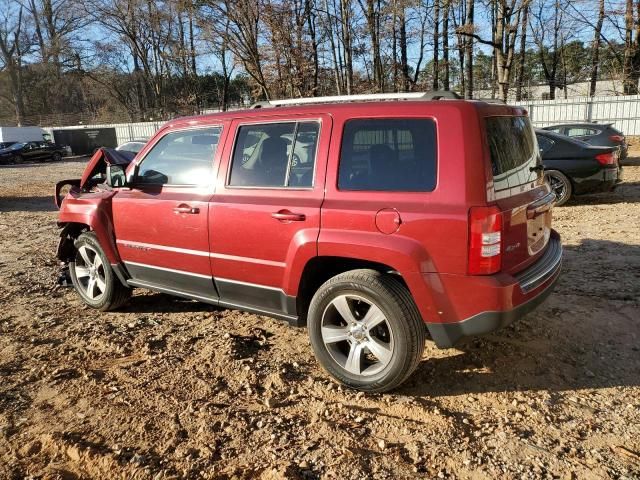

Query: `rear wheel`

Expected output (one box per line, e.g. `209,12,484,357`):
69,232,131,311
545,170,572,206
308,269,426,392
52,152,62,162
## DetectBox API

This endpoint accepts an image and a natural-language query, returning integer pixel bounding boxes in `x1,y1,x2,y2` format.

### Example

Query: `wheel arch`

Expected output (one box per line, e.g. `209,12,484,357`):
295,256,411,326
56,222,90,262
57,211,121,265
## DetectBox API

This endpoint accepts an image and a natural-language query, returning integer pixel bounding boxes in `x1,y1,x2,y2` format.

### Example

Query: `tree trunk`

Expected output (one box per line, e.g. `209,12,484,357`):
589,0,604,97
360,0,384,91
392,0,398,91
340,0,354,94
433,0,440,90
399,4,409,91
464,0,473,98
515,2,529,100
306,0,319,95
442,0,450,90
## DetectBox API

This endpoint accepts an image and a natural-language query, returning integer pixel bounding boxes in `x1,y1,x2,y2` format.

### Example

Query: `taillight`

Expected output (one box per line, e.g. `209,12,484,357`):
468,206,502,275
609,134,624,143
595,152,616,165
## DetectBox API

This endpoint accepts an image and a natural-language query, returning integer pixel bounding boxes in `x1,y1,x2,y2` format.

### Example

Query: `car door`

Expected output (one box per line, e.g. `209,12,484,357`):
36,141,51,160
23,142,40,161
112,125,224,300
209,115,330,319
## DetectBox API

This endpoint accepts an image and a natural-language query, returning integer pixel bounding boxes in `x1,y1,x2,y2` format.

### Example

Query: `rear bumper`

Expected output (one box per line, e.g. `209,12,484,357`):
425,231,562,348
574,167,619,194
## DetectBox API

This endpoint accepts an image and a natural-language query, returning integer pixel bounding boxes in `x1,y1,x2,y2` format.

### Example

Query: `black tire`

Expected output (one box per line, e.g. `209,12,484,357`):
69,232,131,311
13,154,24,164
52,152,62,162
545,169,572,206
307,269,426,392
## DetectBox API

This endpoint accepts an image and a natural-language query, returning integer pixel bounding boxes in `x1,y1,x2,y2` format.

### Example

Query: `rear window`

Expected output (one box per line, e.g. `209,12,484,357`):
485,116,539,190
338,119,437,191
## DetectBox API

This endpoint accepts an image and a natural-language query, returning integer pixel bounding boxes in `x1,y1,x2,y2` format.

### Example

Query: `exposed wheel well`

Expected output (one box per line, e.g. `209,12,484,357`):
57,222,90,262
296,256,406,326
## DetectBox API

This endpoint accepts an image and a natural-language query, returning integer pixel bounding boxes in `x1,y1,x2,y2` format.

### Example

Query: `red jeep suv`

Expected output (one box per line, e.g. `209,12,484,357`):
55,92,562,392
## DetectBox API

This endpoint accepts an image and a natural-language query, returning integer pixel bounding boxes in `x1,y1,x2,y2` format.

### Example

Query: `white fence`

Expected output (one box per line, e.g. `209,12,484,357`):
45,94,640,147
513,94,640,135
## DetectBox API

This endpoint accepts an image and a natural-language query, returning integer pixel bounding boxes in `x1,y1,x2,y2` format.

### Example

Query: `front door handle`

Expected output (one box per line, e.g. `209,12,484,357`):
174,204,200,214
271,210,306,222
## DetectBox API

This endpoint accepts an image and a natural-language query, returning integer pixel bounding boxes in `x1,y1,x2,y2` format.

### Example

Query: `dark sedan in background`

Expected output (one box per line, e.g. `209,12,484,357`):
542,122,628,161
0,141,68,164
536,129,622,206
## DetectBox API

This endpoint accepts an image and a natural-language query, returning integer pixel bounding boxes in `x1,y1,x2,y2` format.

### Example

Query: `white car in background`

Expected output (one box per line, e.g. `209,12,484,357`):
115,139,148,155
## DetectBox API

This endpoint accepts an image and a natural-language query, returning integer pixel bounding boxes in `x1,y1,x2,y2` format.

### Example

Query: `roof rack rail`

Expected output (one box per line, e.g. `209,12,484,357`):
250,90,461,108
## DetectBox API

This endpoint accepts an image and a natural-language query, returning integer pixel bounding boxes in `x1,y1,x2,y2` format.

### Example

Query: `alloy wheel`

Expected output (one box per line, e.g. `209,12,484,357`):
545,172,568,204
74,245,107,300
321,294,394,376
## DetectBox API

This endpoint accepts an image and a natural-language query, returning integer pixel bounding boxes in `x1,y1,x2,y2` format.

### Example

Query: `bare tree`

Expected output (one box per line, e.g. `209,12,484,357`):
622,0,640,94
515,0,529,100
589,0,604,97
432,0,440,89
460,0,527,101
531,0,569,100
442,0,450,90
0,5,28,125
358,0,384,91
201,0,270,100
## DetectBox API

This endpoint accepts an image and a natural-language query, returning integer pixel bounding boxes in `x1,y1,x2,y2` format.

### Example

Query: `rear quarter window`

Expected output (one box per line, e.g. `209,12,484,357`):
338,118,437,192
485,116,539,190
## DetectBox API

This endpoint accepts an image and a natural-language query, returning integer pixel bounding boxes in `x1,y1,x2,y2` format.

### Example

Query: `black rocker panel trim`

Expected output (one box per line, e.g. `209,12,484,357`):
124,261,219,300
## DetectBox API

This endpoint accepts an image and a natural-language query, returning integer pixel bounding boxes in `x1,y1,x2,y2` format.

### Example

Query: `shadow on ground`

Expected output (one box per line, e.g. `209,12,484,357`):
0,156,90,169
109,237,640,398
400,238,640,396
0,196,57,212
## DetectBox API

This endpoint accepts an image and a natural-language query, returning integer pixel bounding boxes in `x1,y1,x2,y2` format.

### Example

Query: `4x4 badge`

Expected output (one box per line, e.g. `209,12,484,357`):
505,242,521,252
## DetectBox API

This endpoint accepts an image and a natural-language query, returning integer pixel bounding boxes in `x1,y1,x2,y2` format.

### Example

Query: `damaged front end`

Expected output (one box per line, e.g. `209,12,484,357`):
55,148,135,286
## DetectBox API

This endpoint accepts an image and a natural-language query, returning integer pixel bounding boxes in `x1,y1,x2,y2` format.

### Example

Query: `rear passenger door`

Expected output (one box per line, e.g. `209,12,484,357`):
209,115,331,319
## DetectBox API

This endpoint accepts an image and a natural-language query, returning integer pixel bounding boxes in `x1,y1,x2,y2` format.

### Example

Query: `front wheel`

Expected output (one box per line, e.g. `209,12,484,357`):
69,232,131,311
307,269,426,392
52,152,62,162
545,170,572,206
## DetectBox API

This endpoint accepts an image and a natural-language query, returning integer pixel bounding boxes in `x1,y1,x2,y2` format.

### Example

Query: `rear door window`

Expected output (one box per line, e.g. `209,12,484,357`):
485,116,539,190
228,121,320,188
338,118,437,191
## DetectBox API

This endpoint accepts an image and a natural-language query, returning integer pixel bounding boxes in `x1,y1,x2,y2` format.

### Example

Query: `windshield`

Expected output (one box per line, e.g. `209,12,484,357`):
9,143,25,150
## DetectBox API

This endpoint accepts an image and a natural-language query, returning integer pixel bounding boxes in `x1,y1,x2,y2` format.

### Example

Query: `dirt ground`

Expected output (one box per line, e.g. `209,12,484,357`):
0,153,639,480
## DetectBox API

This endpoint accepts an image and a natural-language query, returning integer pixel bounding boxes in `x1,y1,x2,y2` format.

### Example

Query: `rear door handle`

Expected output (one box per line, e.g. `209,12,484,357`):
271,210,306,222
174,204,200,214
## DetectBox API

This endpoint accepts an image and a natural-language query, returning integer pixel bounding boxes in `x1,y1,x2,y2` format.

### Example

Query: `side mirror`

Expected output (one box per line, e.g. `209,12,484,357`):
107,164,127,188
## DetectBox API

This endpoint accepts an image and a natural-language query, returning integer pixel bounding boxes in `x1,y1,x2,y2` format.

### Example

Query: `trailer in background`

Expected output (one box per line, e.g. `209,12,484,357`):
0,127,51,144
51,128,117,156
